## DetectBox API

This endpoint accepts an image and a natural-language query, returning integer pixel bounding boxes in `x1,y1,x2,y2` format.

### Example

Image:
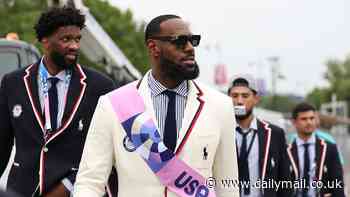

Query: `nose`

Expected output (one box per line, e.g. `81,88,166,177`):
183,40,194,53
307,118,314,125
233,96,244,105
69,40,80,50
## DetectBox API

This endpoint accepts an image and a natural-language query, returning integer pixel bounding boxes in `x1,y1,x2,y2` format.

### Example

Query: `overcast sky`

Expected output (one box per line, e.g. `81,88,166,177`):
108,0,349,96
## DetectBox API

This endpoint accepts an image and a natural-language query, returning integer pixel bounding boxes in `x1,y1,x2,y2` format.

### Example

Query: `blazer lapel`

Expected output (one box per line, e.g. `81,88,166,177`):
23,62,45,137
175,81,204,154
61,65,83,122
46,64,87,144
257,119,271,181
288,140,300,179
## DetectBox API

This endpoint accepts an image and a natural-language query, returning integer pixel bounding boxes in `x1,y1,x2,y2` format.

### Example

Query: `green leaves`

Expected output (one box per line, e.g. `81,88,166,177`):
84,0,150,74
307,55,350,111
0,0,149,74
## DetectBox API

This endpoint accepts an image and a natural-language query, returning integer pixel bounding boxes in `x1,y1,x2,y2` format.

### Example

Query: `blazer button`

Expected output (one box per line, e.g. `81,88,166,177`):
43,147,48,152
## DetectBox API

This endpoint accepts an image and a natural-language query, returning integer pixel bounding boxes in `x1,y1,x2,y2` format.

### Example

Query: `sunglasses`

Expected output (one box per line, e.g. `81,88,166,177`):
150,34,201,48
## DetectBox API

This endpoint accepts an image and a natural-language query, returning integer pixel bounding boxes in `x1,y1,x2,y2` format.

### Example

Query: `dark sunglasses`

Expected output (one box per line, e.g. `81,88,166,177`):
150,34,201,48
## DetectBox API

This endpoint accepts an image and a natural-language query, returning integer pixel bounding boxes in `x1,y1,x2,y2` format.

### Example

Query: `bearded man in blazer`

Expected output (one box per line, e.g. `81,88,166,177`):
73,15,240,197
227,75,293,197
0,7,116,197
287,102,345,197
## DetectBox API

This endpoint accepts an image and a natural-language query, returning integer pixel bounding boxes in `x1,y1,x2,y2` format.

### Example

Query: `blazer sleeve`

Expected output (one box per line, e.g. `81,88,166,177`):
0,74,14,176
326,144,345,197
73,96,116,197
212,98,240,197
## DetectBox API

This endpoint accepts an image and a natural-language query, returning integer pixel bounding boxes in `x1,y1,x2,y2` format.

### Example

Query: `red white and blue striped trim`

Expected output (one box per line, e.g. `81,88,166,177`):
260,120,271,181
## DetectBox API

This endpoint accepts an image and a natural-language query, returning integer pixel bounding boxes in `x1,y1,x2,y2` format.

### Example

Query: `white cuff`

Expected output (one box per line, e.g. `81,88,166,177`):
62,178,74,196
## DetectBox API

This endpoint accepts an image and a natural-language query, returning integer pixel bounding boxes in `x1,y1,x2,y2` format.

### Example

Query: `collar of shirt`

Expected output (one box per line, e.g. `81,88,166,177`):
296,132,316,147
236,116,258,133
39,57,66,83
148,72,189,97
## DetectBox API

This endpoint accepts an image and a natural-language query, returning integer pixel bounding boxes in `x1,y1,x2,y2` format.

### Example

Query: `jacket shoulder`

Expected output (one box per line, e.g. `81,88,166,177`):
1,65,31,85
81,66,113,83
80,66,116,93
258,119,286,138
192,80,232,103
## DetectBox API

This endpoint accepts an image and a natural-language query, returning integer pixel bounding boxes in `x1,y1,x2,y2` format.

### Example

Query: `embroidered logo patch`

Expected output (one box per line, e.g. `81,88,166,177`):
78,119,84,131
12,104,22,118
271,157,275,168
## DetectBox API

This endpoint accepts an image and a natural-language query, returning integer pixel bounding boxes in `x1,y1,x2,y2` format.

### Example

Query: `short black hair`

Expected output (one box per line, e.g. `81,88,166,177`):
292,102,316,119
34,6,85,41
144,14,181,42
227,78,257,95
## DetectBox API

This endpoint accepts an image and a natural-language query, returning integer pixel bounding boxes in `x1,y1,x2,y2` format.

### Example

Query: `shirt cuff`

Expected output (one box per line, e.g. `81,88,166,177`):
62,178,74,195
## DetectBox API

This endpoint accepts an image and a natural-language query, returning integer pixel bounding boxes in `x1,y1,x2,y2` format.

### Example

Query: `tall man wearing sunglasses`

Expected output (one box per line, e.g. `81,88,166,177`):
74,14,239,197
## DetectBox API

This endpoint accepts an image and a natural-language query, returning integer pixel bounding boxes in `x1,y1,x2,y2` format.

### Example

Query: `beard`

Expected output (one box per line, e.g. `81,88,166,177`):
159,55,200,81
50,50,78,70
235,108,253,120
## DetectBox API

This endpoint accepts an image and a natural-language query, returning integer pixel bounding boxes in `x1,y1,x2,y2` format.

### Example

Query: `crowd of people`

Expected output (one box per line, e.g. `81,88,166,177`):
0,6,346,197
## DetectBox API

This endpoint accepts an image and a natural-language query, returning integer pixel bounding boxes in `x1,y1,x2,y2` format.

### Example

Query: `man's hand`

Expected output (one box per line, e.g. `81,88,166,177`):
44,183,69,197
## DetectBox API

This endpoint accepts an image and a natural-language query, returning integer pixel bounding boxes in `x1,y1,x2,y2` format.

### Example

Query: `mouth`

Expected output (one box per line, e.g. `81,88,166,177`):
181,56,195,65
65,53,78,61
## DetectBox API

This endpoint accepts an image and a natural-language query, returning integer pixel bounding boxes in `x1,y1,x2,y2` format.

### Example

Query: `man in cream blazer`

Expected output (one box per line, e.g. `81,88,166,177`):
74,14,239,197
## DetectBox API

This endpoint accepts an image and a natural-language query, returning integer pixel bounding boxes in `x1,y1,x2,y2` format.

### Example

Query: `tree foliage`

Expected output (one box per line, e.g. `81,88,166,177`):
307,55,350,112
84,0,150,74
0,0,46,44
0,0,149,74
258,94,300,113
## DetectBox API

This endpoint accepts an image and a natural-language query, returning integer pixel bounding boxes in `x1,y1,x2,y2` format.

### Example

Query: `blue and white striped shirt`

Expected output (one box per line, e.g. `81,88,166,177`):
147,73,188,139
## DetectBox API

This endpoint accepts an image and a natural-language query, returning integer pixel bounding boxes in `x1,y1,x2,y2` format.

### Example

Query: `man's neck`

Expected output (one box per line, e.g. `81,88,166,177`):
237,115,254,129
151,69,182,89
43,56,63,76
297,132,314,142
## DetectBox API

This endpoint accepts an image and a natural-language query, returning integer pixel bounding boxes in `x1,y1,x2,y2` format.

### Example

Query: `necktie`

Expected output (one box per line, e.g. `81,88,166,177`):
48,77,59,131
303,143,310,197
163,90,177,152
237,127,251,195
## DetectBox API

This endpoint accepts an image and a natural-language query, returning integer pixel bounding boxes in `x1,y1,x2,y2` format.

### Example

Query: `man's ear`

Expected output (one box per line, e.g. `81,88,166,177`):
146,40,160,57
41,37,49,50
254,94,261,105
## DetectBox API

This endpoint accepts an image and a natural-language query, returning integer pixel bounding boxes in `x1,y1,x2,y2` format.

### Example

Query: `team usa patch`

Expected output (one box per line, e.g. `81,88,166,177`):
12,104,22,118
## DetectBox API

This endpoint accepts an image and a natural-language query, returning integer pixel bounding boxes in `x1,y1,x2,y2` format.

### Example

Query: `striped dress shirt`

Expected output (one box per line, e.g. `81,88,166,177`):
236,116,261,197
147,73,188,139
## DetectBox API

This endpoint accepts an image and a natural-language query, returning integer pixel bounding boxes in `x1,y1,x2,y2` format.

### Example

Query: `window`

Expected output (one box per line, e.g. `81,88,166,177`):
0,51,20,79
26,48,40,64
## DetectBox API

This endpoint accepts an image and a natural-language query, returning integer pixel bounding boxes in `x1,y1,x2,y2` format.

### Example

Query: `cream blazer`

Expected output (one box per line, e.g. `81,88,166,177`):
74,72,239,197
